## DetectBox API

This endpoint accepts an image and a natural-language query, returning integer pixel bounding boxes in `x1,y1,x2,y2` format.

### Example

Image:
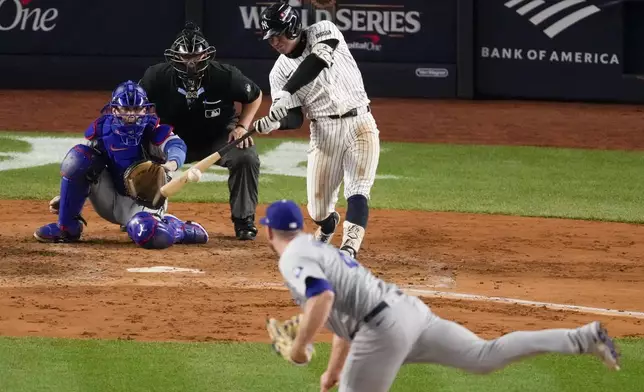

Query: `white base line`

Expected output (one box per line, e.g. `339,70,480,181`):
403,288,644,320
246,283,644,320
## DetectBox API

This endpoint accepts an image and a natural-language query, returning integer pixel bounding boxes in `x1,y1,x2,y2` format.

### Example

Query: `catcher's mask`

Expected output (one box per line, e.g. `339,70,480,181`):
259,1,302,41
103,80,156,146
164,21,216,100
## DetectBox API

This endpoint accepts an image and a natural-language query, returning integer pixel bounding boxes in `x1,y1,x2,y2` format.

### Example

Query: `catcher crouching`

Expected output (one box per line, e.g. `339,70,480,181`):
34,80,208,249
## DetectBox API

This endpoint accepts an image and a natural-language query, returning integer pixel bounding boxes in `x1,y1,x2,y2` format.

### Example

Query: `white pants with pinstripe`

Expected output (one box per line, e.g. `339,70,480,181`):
306,109,380,221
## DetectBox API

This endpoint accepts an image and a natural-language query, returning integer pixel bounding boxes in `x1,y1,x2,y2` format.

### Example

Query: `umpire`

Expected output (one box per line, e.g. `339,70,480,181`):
139,22,262,240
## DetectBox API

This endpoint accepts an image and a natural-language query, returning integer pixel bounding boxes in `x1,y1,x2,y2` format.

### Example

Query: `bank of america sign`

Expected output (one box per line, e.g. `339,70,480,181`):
504,0,601,38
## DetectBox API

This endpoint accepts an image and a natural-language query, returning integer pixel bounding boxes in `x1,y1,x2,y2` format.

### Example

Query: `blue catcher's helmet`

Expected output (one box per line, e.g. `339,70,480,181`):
103,80,156,146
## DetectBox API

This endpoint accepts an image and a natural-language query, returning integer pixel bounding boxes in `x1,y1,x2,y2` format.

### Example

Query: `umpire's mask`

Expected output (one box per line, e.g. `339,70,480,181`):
164,22,216,104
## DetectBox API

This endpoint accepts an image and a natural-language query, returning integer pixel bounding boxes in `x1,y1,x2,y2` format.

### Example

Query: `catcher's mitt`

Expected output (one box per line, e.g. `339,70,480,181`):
123,160,170,210
266,314,315,366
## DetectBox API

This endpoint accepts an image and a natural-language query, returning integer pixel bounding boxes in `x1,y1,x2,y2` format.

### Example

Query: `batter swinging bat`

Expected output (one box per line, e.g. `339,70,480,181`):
160,127,257,198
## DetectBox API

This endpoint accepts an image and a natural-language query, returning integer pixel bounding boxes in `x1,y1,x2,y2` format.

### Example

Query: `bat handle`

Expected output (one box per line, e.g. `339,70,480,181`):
220,127,257,156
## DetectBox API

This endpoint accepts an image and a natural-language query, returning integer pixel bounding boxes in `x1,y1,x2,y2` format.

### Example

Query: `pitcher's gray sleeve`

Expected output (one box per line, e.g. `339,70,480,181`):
279,255,331,298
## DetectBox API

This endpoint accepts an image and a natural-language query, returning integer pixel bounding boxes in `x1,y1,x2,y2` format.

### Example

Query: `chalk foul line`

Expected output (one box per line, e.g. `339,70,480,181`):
242,282,644,320
402,287,644,320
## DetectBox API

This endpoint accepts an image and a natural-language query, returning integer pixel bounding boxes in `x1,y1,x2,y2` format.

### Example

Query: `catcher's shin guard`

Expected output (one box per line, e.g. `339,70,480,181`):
57,144,104,229
163,214,209,244
126,212,174,249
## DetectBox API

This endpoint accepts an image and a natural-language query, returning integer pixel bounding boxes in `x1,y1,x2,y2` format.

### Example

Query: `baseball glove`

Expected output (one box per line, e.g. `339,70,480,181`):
123,160,170,210
266,314,315,366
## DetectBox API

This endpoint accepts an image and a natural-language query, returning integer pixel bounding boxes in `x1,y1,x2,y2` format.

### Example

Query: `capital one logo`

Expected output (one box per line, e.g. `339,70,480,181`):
505,0,601,38
0,0,59,32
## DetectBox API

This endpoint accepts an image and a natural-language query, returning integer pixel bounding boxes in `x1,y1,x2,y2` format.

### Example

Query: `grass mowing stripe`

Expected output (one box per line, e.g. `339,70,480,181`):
1,133,644,222
0,337,642,391
0,136,31,153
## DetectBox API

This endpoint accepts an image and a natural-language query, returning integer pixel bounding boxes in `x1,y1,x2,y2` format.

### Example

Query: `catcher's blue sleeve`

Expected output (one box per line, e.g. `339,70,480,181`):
163,138,186,168
152,124,187,169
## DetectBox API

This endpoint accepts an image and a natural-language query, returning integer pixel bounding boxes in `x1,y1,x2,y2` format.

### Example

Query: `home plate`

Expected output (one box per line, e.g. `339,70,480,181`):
126,266,205,274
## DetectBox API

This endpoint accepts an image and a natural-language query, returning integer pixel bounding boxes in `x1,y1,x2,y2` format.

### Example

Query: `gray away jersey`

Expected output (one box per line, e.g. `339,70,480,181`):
269,20,370,119
279,233,399,340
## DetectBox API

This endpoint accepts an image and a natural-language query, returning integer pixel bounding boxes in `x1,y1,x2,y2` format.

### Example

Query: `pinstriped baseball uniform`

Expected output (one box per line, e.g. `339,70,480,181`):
280,233,616,392
269,20,380,235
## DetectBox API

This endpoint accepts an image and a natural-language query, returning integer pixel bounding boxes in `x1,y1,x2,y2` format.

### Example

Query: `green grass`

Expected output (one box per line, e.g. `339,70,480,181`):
1,132,643,222
0,337,641,392
0,136,31,153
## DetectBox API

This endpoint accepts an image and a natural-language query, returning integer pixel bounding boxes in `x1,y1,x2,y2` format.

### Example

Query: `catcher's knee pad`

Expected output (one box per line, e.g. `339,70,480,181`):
60,144,105,182
163,214,209,244
126,212,174,250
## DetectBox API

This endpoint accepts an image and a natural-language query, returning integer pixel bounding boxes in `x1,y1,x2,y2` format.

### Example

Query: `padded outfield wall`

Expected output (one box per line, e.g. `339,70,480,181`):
1,0,643,103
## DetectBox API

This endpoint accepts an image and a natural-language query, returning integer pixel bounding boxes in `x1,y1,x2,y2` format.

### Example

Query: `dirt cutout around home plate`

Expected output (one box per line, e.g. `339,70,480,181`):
0,90,642,343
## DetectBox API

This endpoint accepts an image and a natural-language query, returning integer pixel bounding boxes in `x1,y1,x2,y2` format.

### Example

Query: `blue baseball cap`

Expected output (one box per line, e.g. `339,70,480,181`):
259,199,304,231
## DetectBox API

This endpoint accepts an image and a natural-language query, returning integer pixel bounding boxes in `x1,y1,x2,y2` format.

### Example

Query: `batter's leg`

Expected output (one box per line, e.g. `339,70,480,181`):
406,314,621,373
307,122,345,237
340,114,380,258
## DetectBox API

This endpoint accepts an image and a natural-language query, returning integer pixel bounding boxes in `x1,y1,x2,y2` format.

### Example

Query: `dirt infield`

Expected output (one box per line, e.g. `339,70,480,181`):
0,90,642,343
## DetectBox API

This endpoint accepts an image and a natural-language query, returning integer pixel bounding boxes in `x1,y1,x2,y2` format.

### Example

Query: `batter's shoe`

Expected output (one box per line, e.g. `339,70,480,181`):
589,321,620,370
34,220,83,243
315,211,340,244
339,246,357,259
234,216,257,241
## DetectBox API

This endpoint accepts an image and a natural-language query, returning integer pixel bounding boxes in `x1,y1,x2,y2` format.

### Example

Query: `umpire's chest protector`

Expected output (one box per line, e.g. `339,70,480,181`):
153,83,237,139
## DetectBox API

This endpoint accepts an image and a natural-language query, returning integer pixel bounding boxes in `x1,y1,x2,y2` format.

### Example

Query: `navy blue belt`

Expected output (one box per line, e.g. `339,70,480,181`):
311,106,370,122
350,290,402,339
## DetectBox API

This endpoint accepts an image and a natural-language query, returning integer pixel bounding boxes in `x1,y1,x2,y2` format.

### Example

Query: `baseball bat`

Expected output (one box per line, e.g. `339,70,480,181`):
160,126,257,198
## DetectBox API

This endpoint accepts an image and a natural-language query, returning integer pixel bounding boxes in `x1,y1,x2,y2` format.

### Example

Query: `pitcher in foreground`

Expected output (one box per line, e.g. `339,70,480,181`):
260,199,620,392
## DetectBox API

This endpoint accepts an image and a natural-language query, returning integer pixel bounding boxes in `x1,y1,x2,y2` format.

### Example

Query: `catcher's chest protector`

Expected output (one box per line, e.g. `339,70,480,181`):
141,131,168,164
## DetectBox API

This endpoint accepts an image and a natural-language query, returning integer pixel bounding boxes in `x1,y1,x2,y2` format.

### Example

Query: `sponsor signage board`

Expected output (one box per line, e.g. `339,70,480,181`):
475,0,644,101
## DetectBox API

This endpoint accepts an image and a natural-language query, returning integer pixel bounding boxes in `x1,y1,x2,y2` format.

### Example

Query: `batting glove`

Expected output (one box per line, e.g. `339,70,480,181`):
269,91,292,122
253,116,281,135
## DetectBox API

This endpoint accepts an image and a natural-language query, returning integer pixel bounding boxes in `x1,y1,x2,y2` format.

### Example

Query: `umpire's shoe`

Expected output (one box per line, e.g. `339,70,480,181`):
34,221,83,243
234,216,258,240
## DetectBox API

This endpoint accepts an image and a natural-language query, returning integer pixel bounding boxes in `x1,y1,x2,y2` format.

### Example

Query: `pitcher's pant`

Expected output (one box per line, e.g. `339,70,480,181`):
339,295,597,392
